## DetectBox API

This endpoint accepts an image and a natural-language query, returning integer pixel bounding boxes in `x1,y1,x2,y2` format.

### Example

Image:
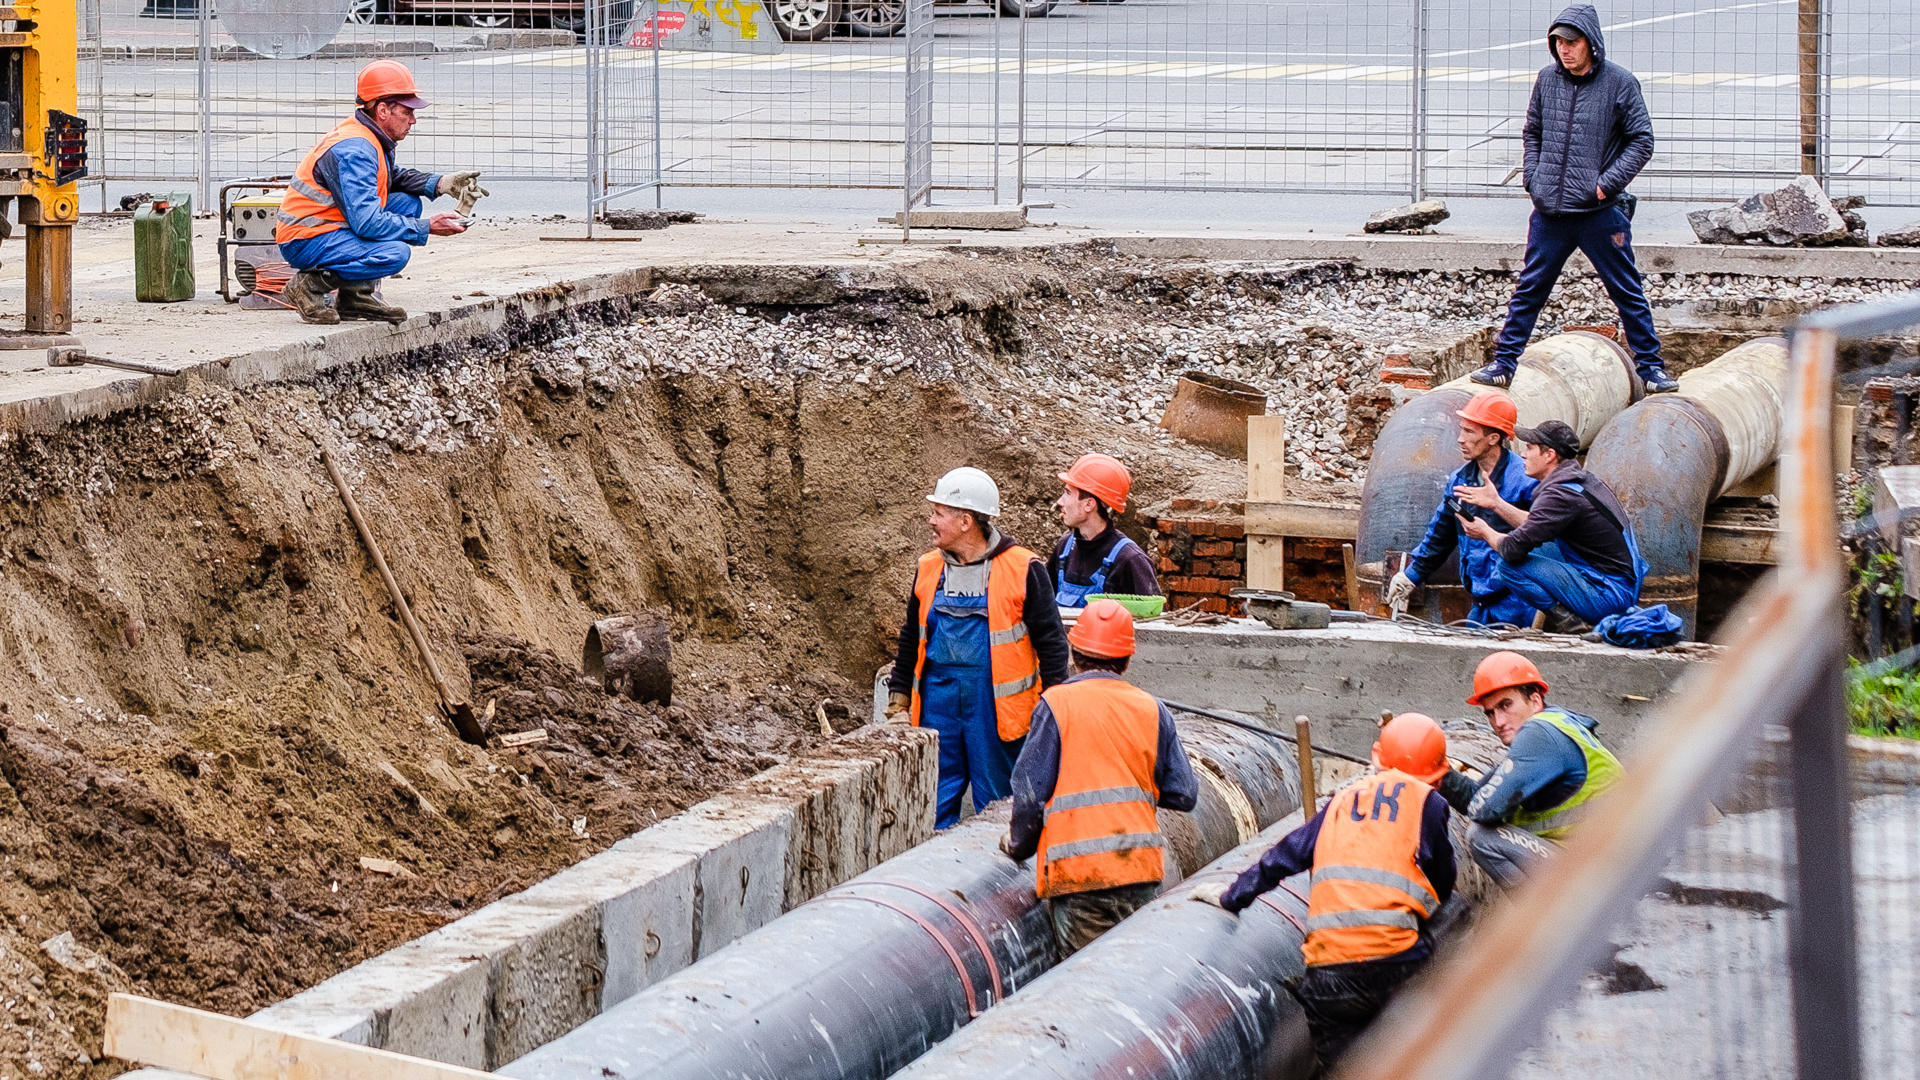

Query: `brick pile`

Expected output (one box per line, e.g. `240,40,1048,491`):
1149,499,1356,615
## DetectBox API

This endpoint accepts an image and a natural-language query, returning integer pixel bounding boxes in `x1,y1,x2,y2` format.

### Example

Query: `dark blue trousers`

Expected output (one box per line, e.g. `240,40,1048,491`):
1490,205,1664,379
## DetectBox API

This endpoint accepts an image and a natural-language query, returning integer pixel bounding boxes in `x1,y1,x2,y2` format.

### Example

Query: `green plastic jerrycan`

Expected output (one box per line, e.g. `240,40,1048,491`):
134,194,195,303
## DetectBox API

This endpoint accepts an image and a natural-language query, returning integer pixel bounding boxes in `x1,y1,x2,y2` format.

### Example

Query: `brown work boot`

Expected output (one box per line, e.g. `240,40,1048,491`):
334,278,407,324
282,269,341,325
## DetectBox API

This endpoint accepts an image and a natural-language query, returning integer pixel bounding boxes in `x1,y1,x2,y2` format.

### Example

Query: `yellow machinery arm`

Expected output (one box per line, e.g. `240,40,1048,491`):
4,0,81,335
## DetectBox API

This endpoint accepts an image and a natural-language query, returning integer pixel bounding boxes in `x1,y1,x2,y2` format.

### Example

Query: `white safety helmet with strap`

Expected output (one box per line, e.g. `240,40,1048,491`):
927,467,1001,517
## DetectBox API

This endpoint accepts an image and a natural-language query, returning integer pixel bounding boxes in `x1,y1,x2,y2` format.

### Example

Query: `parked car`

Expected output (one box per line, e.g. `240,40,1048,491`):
769,0,1054,41
347,0,602,31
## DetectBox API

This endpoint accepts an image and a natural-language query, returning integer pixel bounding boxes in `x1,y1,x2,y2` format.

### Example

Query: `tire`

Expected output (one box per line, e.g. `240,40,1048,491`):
769,0,836,40
842,0,902,36
997,0,1054,15
461,11,517,26
346,0,387,22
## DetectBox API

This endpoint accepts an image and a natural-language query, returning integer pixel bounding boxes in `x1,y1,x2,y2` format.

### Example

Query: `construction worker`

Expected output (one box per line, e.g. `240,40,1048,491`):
1049,453,1159,607
1456,419,1647,633
1448,651,1624,889
886,467,1071,829
276,60,483,326
1383,392,1540,627
1002,599,1197,956
1193,713,1456,1070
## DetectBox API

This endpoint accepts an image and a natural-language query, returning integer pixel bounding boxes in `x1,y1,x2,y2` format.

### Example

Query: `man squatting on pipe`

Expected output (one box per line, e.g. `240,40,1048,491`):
1191,714,1459,1072
999,599,1198,955
1384,392,1543,628
1454,419,1648,634
885,468,1072,828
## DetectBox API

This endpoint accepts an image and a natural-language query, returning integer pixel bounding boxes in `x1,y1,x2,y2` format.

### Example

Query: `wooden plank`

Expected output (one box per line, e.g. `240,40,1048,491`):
1342,543,1361,611
1246,416,1287,502
1246,536,1285,590
495,728,549,748
1834,403,1856,475
1244,500,1360,541
105,993,496,1080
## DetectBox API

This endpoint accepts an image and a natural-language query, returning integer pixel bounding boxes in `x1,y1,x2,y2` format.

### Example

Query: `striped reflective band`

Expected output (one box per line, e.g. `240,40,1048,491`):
1044,785,1151,823
290,178,337,207
277,210,336,228
1521,802,1589,837
1305,908,1421,933
1312,865,1438,915
993,671,1037,698
1047,832,1164,861
989,621,1029,647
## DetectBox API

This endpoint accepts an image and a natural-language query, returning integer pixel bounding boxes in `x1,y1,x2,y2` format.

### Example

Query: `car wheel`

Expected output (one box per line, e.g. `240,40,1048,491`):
769,0,836,40
346,0,387,22
842,0,902,36
997,0,1054,15
461,12,516,26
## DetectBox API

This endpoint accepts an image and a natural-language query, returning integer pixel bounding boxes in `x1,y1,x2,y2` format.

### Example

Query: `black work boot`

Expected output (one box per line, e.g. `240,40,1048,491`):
282,269,341,325
335,278,408,324
1539,604,1594,636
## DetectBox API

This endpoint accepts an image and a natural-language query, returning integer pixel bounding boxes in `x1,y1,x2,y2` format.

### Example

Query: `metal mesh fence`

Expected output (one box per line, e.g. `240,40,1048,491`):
67,0,1920,208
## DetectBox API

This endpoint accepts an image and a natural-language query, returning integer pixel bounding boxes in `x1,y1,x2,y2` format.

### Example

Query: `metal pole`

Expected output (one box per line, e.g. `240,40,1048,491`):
1797,0,1824,181
990,0,1001,205
197,0,211,212
1786,633,1860,1080
1015,1,1027,206
651,0,663,208
1410,0,1427,200
585,0,599,237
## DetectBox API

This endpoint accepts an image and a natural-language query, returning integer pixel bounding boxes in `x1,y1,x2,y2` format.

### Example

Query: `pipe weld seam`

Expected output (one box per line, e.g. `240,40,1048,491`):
853,877,1007,1003
805,889,989,1017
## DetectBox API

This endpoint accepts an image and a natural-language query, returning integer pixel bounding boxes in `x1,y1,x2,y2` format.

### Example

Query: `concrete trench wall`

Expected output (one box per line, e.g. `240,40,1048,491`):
122,724,937,1078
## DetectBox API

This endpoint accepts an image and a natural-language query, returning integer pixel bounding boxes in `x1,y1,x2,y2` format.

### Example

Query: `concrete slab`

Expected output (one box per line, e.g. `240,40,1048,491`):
889,206,1028,230
1128,619,1705,756
629,792,794,959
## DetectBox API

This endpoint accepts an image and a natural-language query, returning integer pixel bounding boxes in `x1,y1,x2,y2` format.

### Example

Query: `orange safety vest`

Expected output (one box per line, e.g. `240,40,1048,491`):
1034,676,1165,898
1303,768,1441,967
909,546,1043,741
277,116,390,244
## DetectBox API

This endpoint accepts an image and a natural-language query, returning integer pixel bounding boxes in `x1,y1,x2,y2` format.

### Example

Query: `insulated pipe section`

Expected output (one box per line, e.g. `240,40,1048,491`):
1584,336,1788,638
890,813,1317,1080
1357,332,1637,618
501,717,1300,1080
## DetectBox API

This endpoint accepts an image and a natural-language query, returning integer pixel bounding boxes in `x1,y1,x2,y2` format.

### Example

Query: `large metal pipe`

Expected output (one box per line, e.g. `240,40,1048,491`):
500,716,1301,1080
1357,332,1639,618
1585,336,1788,637
889,813,1316,1080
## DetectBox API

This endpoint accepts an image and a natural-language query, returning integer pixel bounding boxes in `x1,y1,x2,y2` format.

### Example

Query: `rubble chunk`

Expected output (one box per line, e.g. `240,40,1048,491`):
1363,200,1450,234
1687,176,1850,246
1878,220,1920,247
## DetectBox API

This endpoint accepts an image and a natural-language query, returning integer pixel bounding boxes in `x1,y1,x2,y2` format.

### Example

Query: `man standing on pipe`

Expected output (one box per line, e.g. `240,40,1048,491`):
1192,714,1457,1070
1049,454,1160,608
1465,5,1681,396
1002,599,1198,956
1458,420,1647,633
1443,651,1624,889
1383,393,1541,627
886,468,1071,829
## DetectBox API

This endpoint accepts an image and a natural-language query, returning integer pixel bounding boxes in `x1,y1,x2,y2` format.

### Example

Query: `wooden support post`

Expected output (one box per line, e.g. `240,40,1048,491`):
1246,416,1287,590
1834,403,1855,474
1797,0,1824,181
105,993,496,1080
24,222,73,334
1341,542,1360,612
1294,715,1316,809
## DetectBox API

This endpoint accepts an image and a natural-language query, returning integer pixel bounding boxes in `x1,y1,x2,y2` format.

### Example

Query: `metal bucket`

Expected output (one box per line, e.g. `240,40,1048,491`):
583,611,674,705
1158,372,1268,459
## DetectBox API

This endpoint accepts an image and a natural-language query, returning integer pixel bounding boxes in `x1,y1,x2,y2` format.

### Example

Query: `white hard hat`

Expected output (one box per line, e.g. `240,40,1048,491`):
927,467,1001,517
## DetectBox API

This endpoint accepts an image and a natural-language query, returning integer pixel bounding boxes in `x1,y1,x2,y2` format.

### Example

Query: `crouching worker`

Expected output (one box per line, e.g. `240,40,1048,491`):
277,60,481,325
1002,600,1197,957
1193,714,1455,1071
1449,651,1623,889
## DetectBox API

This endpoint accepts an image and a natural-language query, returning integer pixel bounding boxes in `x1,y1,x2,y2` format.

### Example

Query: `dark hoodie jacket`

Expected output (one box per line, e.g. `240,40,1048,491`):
1523,5,1654,217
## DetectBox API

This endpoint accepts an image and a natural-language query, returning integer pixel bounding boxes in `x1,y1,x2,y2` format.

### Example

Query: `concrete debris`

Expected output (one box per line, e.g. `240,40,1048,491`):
1877,219,1920,247
39,932,130,991
356,856,415,878
1363,200,1451,234
603,209,702,231
1686,176,1858,247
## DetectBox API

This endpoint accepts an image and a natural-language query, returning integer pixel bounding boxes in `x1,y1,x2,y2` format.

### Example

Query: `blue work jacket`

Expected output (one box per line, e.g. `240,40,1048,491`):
1405,448,1537,601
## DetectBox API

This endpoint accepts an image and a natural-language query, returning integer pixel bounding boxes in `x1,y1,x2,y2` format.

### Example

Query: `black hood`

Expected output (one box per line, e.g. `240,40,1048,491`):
1547,4,1607,72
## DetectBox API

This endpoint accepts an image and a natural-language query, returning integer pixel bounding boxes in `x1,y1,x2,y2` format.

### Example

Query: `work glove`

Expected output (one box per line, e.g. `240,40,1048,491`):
997,833,1017,860
1385,570,1415,615
884,692,911,724
1189,880,1232,910
438,171,489,215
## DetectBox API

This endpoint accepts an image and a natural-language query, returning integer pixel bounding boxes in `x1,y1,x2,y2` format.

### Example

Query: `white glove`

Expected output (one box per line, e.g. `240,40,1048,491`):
1385,570,1415,615
884,692,911,724
1189,880,1232,909
438,171,489,214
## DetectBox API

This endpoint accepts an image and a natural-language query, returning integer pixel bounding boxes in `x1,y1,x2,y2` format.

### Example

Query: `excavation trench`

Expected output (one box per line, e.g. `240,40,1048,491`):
0,247,1860,1078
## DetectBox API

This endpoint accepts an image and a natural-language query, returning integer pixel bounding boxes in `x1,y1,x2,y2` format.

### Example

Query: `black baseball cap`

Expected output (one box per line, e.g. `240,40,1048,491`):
1514,419,1581,460
1549,24,1585,42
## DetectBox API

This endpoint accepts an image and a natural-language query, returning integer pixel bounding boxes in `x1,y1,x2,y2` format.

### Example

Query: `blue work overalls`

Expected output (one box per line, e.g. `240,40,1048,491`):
1053,532,1140,608
1405,449,1540,626
1493,481,1649,626
921,578,1024,829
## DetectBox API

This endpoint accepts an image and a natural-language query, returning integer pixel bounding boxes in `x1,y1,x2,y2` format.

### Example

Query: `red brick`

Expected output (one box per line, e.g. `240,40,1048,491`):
1194,540,1234,557
1170,498,1204,512
1213,559,1243,577
1225,501,1246,515
1565,323,1618,340
1199,597,1234,615
1155,555,1181,573
1186,521,1216,537
1188,560,1212,576
1163,576,1199,594
1214,522,1246,539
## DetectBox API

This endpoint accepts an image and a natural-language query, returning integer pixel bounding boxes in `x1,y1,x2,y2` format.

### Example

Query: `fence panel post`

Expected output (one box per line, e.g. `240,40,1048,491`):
900,0,933,240
1410,0,1427,201
1798,0,1826,182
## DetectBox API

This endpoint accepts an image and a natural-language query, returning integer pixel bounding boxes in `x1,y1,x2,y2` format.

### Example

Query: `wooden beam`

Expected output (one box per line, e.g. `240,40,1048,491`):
1246,416,1287,502
104,994,495,1080
1246,536,1285,590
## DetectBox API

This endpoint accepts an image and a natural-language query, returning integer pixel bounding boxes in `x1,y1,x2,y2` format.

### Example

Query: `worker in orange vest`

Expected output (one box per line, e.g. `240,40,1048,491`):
1194,713,1457,1070
276,60,483,326
886,467,1071,829
1002,599,1197,956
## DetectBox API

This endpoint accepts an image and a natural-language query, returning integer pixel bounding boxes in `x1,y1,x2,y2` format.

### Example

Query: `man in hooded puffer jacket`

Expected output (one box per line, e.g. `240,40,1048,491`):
1469,5,1681,396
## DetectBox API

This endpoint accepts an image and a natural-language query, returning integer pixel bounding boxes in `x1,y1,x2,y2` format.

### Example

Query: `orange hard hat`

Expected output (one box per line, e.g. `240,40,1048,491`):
1372,712,1450,785
1068,598,1136,658
357,59,429,108
1466,650,1549,706
1058,453,1132,513
1455,392,1518,438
